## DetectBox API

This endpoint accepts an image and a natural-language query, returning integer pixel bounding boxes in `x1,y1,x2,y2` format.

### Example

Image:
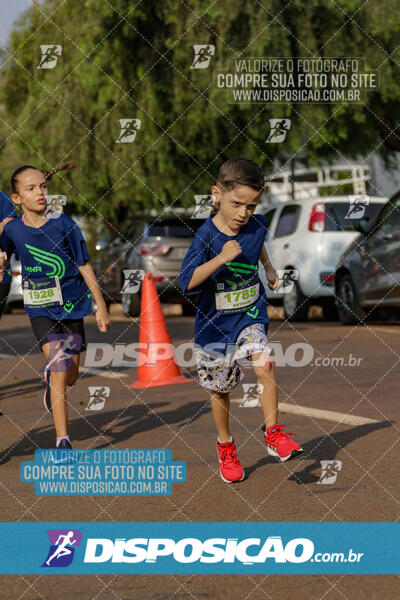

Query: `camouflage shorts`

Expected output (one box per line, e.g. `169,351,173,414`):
195,323,269,393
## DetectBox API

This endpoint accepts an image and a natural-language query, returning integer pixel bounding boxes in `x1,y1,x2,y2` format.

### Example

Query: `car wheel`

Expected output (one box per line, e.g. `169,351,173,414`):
337,274,365,325
283,281,309,322
321,298,338,321
122,292,141,317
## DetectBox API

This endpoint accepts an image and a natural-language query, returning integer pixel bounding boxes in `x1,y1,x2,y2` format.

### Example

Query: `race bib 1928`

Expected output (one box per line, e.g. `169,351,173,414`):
23,276,63,308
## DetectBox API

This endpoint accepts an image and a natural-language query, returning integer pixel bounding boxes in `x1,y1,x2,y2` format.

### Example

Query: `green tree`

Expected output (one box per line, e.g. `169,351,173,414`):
0,0,400,222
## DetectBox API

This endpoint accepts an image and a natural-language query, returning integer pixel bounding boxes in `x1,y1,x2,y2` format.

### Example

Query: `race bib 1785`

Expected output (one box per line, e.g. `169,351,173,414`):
215,283,260,312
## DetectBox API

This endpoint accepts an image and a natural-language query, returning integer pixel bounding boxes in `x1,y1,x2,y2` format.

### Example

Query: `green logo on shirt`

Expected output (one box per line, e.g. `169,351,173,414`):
247,306,259,319
63,301,74,313
25,244,66,279
226,261,258,276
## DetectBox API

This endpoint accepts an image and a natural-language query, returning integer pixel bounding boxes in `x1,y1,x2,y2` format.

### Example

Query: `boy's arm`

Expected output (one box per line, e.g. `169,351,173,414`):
187,240,241,291
0,225,14,282
259,245,279,290
78,262,111,332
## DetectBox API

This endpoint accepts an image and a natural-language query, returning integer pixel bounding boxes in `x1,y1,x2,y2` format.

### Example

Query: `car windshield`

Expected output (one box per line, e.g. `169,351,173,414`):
146,219,205,238
324,201,384,232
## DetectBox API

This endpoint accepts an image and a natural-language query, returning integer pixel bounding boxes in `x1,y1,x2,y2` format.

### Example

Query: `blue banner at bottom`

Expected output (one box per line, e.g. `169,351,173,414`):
0,522,397,574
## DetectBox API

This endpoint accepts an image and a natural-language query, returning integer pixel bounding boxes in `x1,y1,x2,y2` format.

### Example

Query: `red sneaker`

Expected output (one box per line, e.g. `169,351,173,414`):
217,438,245,483
264,424,303,462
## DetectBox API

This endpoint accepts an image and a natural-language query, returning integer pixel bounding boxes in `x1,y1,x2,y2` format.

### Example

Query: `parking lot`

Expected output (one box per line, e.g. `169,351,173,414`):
0,306,398,598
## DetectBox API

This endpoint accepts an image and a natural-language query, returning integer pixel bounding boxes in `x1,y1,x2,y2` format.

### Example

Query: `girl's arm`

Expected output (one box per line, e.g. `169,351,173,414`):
78,262,111,332
0,251,9,283
259,245,279,290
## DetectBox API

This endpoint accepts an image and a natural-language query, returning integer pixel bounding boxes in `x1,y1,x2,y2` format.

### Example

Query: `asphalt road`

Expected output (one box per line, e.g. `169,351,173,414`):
0,306,399,599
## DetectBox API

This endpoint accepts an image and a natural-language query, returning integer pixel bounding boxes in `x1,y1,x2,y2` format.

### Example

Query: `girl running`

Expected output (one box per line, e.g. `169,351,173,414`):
0,164,111,450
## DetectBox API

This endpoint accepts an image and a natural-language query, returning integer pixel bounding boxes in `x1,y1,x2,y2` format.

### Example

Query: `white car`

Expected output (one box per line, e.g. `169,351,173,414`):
259,195,388,321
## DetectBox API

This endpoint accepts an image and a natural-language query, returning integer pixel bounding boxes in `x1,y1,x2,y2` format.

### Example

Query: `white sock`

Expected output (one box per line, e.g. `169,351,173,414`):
218,435,233,444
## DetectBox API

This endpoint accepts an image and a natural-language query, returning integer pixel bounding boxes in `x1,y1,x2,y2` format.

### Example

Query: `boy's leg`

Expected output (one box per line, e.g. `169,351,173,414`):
251,351,303,461
209,391,231,443
251,351,278,428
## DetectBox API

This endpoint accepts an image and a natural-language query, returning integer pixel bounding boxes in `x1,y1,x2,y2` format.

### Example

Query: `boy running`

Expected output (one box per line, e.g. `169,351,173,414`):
179,157,303,483
0,165,111,450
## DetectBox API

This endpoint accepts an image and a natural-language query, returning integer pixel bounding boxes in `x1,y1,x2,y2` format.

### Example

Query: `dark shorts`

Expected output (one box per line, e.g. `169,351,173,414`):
30,317,86,352
0,282,11,320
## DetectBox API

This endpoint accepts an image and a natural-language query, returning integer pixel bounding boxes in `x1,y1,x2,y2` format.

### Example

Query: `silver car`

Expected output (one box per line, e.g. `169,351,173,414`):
121,217,205,317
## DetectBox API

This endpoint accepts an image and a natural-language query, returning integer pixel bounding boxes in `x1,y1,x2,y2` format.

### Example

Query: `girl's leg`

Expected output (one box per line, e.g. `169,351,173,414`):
66,353,80,386
209,391,231,442
251,352,278,428
42,344,79,438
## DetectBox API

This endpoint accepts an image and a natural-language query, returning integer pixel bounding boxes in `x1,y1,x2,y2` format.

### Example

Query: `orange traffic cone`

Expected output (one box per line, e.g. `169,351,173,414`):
130,273,192,389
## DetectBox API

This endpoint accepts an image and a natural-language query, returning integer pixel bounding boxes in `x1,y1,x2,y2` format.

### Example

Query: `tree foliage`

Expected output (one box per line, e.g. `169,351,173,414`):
1,0,400,222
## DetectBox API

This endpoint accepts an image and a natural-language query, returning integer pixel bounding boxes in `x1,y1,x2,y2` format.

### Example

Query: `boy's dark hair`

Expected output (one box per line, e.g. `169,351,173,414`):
216,157,265,192
11,162,75,193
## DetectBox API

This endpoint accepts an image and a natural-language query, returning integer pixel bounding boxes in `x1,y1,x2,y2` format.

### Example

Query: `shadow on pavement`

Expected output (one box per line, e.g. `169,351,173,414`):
0,400,210,464
288,420,393,483
245,420,393,480
0,378,43,400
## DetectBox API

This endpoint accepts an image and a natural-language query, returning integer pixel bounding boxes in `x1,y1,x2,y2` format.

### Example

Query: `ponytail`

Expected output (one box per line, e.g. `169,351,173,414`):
43,161,75,181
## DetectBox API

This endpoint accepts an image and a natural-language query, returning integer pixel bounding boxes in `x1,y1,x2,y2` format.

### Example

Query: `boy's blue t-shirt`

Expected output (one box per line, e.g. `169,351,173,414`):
0,214,92,320
179,214,269,352
0,192,17,284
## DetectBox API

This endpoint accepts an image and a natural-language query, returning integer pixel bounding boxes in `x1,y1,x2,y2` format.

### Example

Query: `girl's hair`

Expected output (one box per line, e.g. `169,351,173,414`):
10,161,75,193
216,157,265,192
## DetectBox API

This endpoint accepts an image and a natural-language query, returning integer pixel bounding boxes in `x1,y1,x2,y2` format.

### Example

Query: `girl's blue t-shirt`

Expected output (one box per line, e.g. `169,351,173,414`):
0,192,17,284
179,214,269,352
0,214,92,320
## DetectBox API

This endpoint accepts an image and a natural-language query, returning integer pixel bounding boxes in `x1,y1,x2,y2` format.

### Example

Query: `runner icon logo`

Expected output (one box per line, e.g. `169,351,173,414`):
192,195,215,218
37,45,62,69
239,383,264,407
48,333,82,372
317,460,342,485
273,269,299,294
44,195,67,220
42,529,82,568
121,270,145,294
86,386,110,411
345,195,369,219
116,119,141,143
191,45,215,69
266,119,291,143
